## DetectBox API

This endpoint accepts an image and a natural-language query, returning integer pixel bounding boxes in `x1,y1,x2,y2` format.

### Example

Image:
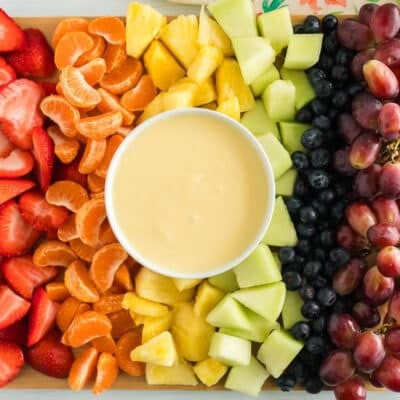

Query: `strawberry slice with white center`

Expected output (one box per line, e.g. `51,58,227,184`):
0,179,35,206
0,341,25,388
0,149,34,178
0,9,26,52
0,79,44,150
0,130,14,158
0,57,16,87
0,284,31,330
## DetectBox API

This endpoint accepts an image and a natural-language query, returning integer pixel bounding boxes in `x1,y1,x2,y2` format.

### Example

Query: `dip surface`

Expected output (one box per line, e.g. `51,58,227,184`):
110,111,269,275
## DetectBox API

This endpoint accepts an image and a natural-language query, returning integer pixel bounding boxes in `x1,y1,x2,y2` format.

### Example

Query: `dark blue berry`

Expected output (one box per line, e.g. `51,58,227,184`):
300,284,315,301
297,238,312,256
278,247,296,264
291,321,311,341
296,106,313,123
285,197,303,217
310,148,330,168
316,287,337,307
301,128,324,149
307,169,331,190
303,15,321,33
310,99,328,115
292,151,309,171
322,14,338,31
283,271,303,290
304,260,322,279
329,247,351,267
306,336,325,354
302,300,321,319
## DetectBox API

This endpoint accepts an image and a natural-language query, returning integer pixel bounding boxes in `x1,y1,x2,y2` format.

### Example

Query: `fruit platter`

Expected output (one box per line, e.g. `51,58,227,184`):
2,0,400,398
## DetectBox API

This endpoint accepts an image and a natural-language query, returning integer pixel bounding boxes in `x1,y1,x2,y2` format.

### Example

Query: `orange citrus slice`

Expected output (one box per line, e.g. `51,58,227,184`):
91,335,118,354
79,139,107,175
46,282,70,303
93,353,119,394
99,220,117,245
68,347,99,391
103,43,127,72
47,125,80,163
75,111,123,140
88,174,105,193
120,75,157,112
56,296,88,332
58,214,78,242
76,35,106,67
88,17,125,45
93,294,124,314
52,17,89,47
46,180,89,213
109,310,135,339
97,88,135,126
78,57,106,86
114,263,134,292
116,330,145,377
69,238,97,263
33,240,76,267
95,134,124,178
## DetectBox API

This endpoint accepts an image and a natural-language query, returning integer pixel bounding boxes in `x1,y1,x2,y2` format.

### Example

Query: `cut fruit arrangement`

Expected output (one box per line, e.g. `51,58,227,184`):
1,1,400,399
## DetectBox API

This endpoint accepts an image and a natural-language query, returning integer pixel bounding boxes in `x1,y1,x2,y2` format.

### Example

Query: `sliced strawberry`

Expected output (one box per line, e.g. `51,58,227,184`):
27,287,57,347
0,285,30,330
0,79,44,150
0,341,24,388
0,57,16,87
0,318,27,347
0,256,58,300
0,9,26,52
0,149,34,178
31,127,54,192
27,330,73,378
0,200,41,256
39,81,57,97
53,158,87,188
0,179,35,205
6,28,55,79
0,129,14,158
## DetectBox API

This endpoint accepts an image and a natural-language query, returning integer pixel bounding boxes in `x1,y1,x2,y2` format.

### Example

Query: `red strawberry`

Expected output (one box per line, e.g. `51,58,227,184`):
39,81,57,97
19,190,69,231
0,285,30,330
0,149,34,178
54,158,87,188
0,200,41,256
0,341,24,387
0,256,58,300
31,127,54,192
0,130,14,158
0,179,35,205
0,57,16,87
0,79,44,150
0,9,25,52
6,29,55,79
27,287,57,347
26,330,73,378
0,318,27,347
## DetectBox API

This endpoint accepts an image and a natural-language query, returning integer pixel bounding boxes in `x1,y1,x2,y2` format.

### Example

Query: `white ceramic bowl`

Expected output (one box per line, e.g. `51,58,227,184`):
105,108,276,279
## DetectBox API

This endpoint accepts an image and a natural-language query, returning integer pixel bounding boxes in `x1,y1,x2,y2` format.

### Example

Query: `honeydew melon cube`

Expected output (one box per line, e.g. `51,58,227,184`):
231,282,286,322
279,122,310,154
208,332,252,366
225,356,269,396
280,68,316,109
275,169,298,196
208,0,258,38
257,330,304,378
250,64,280,97
194,281,225,318
257,7,293,53
282,290,304,330
263,196,298,247
258,133,292,179
241,100,280,139
234,244,282,288
272,252,281,270
262,80,296,122
283,34,323,70
208,269,239,293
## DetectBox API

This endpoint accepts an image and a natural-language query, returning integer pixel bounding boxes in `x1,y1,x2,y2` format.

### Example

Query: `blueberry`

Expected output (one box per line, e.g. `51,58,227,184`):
330,201,347,222
314,79,334,98
295,254,306,265
322,34,338,55
313,275,328,289
285,197,303,217
331,65,349,81
296,222,316,238
278,247,296,264
297,238,312,256
306,336,325,354
329,247,351,267
288,361,308,384
299,206,318,223
312,115,331,131
294,178,310,198
307,68,326,85
332,90,349,109
283,271,303,291
310,99,328,115
335,48,352,65
283,263,302,274
311,199,327,216
303,15,321,33
307,169,331,190
305,377,323,394
317,54,333,72
322,14,338,31
310,148,330,169
320,229,335,248
318,188,335,204
276,374,296,392
316,287,337,307
292,151,309,171
302,300,321,319
328,108,340,120
347,82,363,97
301,128,324,149
293,24,305,33
311,316,326,335
296,106,313,123
313,247,327,261
291,321,311,341
300,284,315,301
304,260,322,279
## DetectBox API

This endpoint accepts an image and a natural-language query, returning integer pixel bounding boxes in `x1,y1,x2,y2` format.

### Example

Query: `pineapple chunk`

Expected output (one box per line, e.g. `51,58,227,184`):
122,292,169,317
198,6,234,56
144,41,185,91
135,267,195,306
193,358,228,387
193,78,217,106
187,46,223,84
171,302,214,362
126,2,167,58
216,58,255,112
194,281,225,318
142,313,173,343
217,97,240,121
146,360,198,386
138,93,164,123
130,331,177,366
159,15,199,69
132,311,145,326
201,102,217,110
163,79,199,111
172,278,202,292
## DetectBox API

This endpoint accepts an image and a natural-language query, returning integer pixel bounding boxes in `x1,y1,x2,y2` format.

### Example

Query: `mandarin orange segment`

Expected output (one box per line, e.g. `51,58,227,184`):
55,31,94,70
76,198,106,247
41,96,80,138
70,238,97,262
58,214,78,242
56,297,82,332
100,58,143,95
116,330,145,377
91,192,105,200
76,35,106,67
114,263,134,292
90,243,128,294
52,17,89,47
95,134,124,178
99,220,117,245
47,125,80,163
33,240,77,267
93,353,119,395
91,335,118,354
68,346,99,391
97,88,135,126
46,180,89,213
93,294,124,314
88,17,126,45
109,309,135,339
78,139,107,175
75,111,123,140
88,174,105,193
103,43,127,72
78,57,106,86
65,260,100,303
120,75,157,112
114,126,131,137
46,282,70,303
60,65,101,108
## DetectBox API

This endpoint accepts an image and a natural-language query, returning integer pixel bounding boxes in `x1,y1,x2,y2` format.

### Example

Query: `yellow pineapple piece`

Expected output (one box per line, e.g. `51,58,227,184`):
131,311,146,326
159,15,199,69
172,278,202,292
142,313,173,343
217,97,241,121
135,267,195,306
130,331,177,366
144,41,185,91
163,79,199,111
171,302,214,362
146,360,198,385
194,281,225,318
194,78,217,106
216,58,255,112
201,102,217,110
187,45,223,84
198,6,233,56
138,92,164,124
122,292,169,317
126,2,167,58
193,358,228,387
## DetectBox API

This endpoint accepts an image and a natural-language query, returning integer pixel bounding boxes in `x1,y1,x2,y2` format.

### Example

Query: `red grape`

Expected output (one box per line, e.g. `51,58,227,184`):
352,301,381,327
327,313,361,349
363,265,395,305
336,224,367,251
374,38,400,68
374,355,400,391
353,331,385,373
351,48,375,81
337,19,374,51
379,163,400,197
359,3,379,26
319,350,355,387
354,164,381,198
352,92,383,130
334,376,367,400
337,113,362,144
378,102,400,141
370,3,400,42
333,258,366,296
377,245,400,277
333,147,357,176
346,201,377,237
384,328,400,355
370,370,384,388
368,224,400,248
371,196,400,228
388,290,400,322
349,131,381,169
363,59,400,100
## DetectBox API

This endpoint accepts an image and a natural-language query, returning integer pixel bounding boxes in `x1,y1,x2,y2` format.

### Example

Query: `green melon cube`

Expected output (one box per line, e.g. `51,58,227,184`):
262,80,296,122
282,290,304,330
275,169,297,196
283,34,323,70
208,269,239,293
208,332,251,366
279,122,310,154
272,252,281,270
250,65,280,97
